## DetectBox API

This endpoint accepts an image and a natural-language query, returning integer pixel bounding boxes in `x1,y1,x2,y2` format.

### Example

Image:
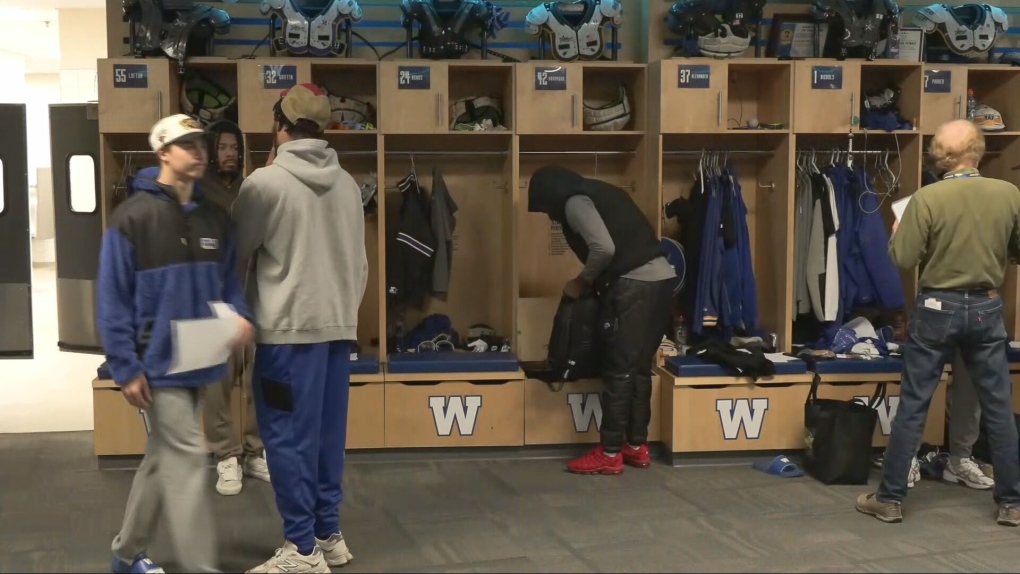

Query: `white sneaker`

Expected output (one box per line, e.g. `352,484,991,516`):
907,457,920,489
247,541,330,573
315,532,353,567
245,451,271,483
944,457,995,490
216,456,243,496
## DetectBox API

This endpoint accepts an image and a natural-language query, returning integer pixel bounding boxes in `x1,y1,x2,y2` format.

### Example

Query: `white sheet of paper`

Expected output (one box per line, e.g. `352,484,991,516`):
166,302,240,375
1010,341,1020,350
766,353,796,363
892,196,912,222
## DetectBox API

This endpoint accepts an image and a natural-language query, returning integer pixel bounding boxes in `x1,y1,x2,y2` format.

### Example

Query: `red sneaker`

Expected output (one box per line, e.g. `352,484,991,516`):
622,444,651,468
567,446,624,475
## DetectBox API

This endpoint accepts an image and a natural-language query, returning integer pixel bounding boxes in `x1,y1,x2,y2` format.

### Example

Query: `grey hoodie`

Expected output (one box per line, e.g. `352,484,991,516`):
231,139,368,345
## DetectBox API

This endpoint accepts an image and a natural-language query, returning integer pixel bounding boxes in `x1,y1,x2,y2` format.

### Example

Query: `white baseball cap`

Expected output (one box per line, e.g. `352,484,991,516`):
149,114,205,152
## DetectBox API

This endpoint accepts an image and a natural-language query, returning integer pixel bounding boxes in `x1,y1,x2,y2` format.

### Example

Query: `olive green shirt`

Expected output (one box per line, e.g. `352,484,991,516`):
201,173,248,281
889,168,1020,290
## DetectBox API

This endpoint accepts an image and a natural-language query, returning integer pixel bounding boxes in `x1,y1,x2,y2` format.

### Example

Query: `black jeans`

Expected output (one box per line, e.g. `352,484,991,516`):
598,277,674,453
877,289,1020,506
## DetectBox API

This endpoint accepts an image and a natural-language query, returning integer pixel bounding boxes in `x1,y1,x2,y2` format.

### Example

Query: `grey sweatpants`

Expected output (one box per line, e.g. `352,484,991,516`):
111,387,218,572
949,351,982,466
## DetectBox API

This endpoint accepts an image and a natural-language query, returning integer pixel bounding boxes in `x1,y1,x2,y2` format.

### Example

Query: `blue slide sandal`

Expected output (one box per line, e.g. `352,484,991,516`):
752,455,804,478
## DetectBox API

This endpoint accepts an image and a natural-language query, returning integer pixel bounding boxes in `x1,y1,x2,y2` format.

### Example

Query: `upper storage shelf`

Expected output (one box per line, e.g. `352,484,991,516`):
652,58,792,135
515,61,645,135
378,61,514,135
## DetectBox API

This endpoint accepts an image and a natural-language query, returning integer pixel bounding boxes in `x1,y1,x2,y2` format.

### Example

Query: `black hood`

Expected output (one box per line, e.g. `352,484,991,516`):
205,118,245,173
527,165,587,221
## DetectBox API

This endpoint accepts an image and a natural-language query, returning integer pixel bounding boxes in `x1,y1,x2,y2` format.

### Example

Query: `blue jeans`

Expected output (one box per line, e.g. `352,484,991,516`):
878,289,1020,506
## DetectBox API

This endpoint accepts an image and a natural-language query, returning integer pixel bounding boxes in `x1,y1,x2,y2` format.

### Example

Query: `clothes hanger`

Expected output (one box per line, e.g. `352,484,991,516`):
409,153,418,180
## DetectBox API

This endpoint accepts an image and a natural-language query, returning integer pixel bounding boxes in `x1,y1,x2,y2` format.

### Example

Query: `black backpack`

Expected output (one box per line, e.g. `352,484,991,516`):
546,294,601,383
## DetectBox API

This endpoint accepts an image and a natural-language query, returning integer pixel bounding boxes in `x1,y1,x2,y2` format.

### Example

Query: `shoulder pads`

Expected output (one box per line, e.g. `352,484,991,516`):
989,5,1009,33
809,0,836,22
339,0,364,23
525,4,551,35
399,0,417,27
598,0,623,26
261,0,286,15
466,0,492,19
912,4,949,33
203,5,231,30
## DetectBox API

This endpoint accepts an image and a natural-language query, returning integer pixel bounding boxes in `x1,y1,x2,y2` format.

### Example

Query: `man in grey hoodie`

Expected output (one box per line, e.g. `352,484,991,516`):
231,84,368,573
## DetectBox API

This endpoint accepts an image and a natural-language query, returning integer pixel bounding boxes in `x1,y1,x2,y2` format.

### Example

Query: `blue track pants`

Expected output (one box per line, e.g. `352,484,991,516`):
251,340,351,553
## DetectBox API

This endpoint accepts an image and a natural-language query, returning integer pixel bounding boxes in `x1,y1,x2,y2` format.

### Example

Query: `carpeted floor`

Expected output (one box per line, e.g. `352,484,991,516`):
0,432,1015,573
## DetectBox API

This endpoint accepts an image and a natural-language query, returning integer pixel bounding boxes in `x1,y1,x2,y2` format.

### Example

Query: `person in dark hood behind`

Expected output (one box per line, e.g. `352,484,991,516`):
198,118,272,498
528,165,676,475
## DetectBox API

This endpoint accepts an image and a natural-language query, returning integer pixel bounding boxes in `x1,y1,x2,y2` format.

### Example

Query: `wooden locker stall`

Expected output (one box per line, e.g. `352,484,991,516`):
381,134,523,449
515,62,659,447
653,59,794,351
651,58,804,457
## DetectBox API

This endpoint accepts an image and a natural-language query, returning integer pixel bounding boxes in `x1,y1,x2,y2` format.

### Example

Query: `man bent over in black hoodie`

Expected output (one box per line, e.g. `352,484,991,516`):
528,166,675,474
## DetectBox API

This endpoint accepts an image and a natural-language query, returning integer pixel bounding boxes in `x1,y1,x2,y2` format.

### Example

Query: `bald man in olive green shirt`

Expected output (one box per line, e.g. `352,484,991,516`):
857,119,1020,527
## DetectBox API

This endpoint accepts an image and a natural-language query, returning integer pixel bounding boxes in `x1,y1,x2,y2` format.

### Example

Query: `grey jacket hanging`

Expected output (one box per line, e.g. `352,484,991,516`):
430,166,458,299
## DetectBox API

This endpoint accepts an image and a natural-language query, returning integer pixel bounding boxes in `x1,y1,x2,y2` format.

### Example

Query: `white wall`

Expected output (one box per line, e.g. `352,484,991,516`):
58,8,104,102
26,74,61,188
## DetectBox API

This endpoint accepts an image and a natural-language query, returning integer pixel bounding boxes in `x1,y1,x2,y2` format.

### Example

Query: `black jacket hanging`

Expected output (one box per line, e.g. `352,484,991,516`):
387,173,436,309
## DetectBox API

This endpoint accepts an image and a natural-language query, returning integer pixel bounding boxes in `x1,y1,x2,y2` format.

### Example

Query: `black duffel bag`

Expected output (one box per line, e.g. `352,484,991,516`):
546,293,601,385
803,373,886,485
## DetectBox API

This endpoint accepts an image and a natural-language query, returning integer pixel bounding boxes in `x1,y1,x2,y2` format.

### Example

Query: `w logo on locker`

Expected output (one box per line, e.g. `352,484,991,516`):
855,395,899,436
716,398,769,440
567,392,602,433
429,396,482,437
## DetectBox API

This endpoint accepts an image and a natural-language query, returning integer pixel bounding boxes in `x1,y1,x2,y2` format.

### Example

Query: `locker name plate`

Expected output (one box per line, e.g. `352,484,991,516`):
678,65,711,89
398,66,431,90
535,67,567,90
811,66,843,90
113,64,149,89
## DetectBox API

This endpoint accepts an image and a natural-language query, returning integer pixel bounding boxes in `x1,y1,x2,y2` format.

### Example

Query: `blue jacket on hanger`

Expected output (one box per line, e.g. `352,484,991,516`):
817,164,906,349
694,174,723,333
851,167,906,311
693,166,758,337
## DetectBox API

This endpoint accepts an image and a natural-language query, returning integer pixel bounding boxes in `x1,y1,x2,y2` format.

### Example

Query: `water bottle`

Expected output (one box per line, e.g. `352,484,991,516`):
674,315,689,351
967,89,978,122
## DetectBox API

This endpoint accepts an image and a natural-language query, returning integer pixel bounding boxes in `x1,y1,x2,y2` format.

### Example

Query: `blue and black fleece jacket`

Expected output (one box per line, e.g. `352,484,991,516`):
97,167,253,389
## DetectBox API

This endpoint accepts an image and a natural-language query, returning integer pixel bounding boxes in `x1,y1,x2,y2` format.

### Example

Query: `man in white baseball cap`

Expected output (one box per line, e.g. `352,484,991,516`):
101,112,255,574
148,113,206,153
